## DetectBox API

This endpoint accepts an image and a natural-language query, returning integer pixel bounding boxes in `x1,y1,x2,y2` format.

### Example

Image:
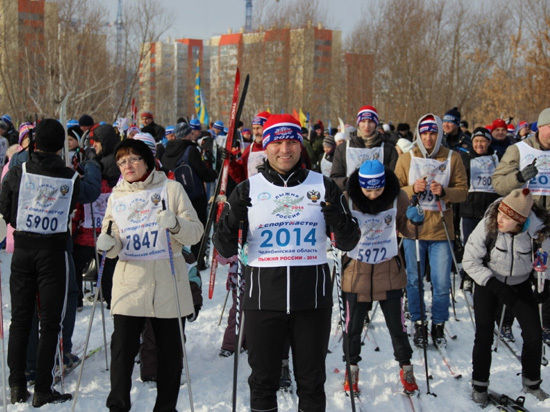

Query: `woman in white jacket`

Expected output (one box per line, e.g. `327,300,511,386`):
96,138,203,412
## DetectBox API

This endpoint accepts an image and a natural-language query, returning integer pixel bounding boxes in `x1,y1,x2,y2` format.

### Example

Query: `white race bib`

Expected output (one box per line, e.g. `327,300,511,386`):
517,141,550,196
320,153,332,177
348,199,398,263
408,151,452,211
83,193,110,229
111,183,169,260
247,171,327,267
345,141,384,177
16,163,77,234
469,154,498,193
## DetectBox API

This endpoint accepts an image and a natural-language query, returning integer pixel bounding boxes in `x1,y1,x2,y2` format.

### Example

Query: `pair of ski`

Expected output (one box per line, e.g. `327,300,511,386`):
486,391,529,412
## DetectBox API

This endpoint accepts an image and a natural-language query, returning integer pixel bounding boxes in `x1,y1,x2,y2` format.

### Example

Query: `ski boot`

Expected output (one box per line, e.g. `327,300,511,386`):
10,386,30,404
471,388,488,407
431,322,447,347
413,321,428,348
500,324,515,342
218,349,233,358
344,364,360,395
522,380,549,401
279,359,292,392
32,390,72,407
400,364,418,394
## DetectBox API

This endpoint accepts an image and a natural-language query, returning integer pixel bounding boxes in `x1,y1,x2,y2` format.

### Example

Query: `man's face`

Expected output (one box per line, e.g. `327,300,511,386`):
442,121,457,135
68,136,79,150
420,131,438,151
252,124,263,143
142,117,153,126
472,136,490,155
266,139,301,174
315,127,322,137
166,132,176,141
538,124,550,150
358,119,377,137
491,127,507,141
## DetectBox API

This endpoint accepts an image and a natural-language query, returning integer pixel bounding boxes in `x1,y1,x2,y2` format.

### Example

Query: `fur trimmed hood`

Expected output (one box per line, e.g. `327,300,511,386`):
347,166,401,214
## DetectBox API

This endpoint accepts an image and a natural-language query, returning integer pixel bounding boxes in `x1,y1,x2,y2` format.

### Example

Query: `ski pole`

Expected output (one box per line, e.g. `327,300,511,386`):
494,304,507,353
232,220,245,412
435,196,458,322
162,201,194,412
331,231,356,411
360,301,379,345
72,220,113,412
218,288,230,326
411,195,435,396
0,264,7,412
90,204,109,370
534,248,548,366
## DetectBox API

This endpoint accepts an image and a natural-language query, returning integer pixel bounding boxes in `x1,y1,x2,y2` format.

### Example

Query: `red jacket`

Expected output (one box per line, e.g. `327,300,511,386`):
73,179,112,247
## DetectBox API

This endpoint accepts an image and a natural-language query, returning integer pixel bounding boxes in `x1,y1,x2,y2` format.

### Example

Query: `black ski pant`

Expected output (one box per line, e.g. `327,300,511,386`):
343,291,412,366
472,280,542,385
8,248,69,392
106,315,185,412
245,308,331,412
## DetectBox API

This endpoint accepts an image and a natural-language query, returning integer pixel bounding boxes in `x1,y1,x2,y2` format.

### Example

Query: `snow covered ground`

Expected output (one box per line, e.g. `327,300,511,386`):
1,249,550,411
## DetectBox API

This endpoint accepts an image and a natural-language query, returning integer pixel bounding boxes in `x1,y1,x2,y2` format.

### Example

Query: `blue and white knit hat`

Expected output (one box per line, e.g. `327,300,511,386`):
165,125,175,135
358,159,385,189
189,119,201,130
356,105,379,125
213,120,224,130
418,116,438,134
262,114,303,149
132,132,157,156
67,119,79,129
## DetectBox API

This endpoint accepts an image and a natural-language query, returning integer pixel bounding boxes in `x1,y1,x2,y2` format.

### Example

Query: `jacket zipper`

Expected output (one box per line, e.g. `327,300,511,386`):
506,236,515,285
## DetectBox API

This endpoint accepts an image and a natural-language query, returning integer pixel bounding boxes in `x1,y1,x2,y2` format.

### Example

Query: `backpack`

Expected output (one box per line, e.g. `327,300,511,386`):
173,146,204,201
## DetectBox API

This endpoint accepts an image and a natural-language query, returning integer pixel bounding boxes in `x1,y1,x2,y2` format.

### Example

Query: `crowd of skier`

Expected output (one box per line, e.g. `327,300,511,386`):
0,101,549,411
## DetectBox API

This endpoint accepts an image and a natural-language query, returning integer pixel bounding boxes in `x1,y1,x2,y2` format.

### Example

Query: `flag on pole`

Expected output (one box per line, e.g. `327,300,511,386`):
299,109,307,127
292,108,299,120
194,59,209,126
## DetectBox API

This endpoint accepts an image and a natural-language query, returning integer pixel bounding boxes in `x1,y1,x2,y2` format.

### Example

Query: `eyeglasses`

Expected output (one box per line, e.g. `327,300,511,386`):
116,156,143,168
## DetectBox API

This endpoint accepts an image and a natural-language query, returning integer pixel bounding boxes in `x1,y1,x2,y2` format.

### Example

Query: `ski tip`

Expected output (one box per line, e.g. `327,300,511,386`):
454,374,463,380
374,347,380,352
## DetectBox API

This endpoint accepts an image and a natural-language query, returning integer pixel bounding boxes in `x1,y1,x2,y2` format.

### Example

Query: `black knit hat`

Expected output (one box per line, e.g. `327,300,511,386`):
35,119,65,152
174,122,192,139
442,107,461,126
79,114,94,127
114,138,155,172
397,123,410,132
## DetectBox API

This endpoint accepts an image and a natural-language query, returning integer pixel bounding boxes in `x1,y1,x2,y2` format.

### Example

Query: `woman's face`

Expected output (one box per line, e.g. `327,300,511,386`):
117,153,147,182
361,187,384,200
497,211,520,233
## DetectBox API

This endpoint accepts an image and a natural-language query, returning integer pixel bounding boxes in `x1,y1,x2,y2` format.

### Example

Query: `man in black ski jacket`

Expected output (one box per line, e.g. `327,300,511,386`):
0,119,79,406
214,114,360,412
162,122,217,266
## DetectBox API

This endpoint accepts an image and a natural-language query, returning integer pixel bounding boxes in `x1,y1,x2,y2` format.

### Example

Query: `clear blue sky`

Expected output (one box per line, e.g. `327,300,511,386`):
102,0,364,41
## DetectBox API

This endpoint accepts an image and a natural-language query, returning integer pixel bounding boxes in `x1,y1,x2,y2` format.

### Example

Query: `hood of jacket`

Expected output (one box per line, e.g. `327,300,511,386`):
347,166,401,214
162,139,196,170
94,125,120,158
415,113,443,159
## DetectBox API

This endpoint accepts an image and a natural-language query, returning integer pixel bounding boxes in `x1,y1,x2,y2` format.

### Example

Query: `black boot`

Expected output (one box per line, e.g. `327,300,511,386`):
10,386,30,404
431,322,447,347
413,321,428,348
32,390,72,407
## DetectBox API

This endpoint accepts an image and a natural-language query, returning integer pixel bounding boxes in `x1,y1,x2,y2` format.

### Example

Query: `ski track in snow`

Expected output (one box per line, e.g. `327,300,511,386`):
1,251,550,411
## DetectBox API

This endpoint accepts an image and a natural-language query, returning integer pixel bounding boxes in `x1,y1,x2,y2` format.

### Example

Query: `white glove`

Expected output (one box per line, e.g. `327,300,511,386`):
0,216,6,243
157,209,179,232
97,233,116,252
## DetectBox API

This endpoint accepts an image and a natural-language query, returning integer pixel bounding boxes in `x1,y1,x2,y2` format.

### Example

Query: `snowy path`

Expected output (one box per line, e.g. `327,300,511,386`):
1,250,550,411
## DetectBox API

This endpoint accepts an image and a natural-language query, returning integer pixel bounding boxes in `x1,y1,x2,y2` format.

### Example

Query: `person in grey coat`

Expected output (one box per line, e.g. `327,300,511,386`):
463,188,550,405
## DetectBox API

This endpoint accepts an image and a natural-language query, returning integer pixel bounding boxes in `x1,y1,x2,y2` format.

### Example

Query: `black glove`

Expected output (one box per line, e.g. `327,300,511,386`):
187,305,201,322
231,190,251,219
221,148,237,161
320,201,342,229
517,162,538,183
485,277,518,307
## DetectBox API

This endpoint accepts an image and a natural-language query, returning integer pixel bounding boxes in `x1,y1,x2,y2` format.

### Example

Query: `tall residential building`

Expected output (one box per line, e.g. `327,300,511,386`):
0,0,45,105
138,38,208,126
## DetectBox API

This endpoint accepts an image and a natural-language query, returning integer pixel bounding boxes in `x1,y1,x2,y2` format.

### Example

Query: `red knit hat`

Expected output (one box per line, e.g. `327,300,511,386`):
356,105,379,125
491,118,506,130
141,111,153,119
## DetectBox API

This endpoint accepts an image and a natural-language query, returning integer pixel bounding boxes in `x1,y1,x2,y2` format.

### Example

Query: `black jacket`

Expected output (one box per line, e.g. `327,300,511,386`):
94,125,121,187
442,129,472,154
161,139,217,183
0,152,80,250
213,161,360,312
459,150,500,220
142,122,165,143
330,130,398,192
